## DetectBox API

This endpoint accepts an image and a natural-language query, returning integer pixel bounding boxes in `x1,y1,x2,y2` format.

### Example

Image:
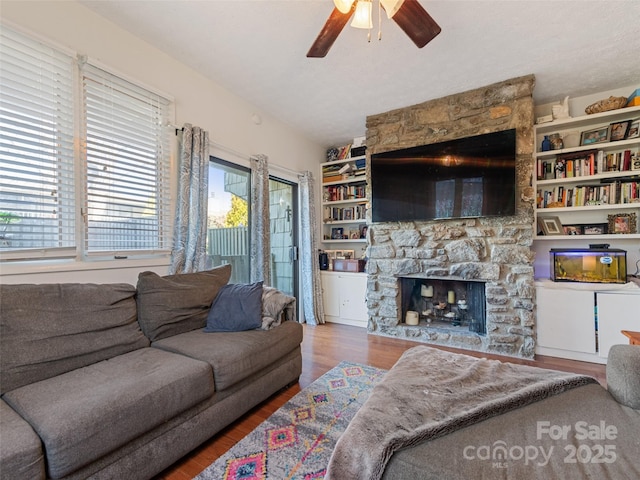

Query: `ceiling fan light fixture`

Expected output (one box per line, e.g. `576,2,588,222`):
379,0,404,18
333,0,355,14
307,0,441,57
351,0,373,29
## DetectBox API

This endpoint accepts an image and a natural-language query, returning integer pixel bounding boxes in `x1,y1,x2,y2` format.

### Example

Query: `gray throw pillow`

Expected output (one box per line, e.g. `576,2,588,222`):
136,265,231,341
204,282,263,332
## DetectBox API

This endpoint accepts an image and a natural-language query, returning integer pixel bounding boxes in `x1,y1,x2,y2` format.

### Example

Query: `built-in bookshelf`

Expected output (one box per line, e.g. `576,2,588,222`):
321,154,368,244
533,105,640,240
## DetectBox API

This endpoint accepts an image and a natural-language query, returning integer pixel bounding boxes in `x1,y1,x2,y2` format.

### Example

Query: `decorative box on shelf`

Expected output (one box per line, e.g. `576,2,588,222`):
333,259,366,273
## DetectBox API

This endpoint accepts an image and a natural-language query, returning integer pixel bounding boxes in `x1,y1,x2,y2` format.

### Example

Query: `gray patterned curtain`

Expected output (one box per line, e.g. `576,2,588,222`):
169,124,209,274
250,154,271,285
298,171,325,325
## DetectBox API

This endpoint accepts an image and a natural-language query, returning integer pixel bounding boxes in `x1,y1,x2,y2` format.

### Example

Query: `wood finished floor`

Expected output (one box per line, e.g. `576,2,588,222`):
154,322,607,479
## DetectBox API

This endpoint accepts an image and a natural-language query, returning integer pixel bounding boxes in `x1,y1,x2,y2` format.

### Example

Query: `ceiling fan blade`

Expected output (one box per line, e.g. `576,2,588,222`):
392,0,441,48
307,6,353,58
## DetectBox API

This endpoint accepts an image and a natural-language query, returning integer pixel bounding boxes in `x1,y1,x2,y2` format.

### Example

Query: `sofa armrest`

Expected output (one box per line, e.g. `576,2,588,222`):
606,344,640,410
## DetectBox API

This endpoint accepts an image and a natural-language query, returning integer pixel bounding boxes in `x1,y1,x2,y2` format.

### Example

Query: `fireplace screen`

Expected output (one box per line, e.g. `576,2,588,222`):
400,278,486,335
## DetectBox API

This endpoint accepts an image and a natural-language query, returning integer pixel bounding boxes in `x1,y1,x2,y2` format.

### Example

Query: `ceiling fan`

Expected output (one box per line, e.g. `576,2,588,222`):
307,0,441,58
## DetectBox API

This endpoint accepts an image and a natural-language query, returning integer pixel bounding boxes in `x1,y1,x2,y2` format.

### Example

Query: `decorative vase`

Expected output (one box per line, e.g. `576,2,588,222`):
541,135,551,151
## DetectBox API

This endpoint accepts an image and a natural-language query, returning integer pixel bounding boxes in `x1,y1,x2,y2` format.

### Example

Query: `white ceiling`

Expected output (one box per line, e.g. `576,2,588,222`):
79,0,640,148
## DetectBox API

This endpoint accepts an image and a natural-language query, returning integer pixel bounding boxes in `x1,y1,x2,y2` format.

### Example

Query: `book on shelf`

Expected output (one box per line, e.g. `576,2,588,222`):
337,144,351,160
338,163,352,174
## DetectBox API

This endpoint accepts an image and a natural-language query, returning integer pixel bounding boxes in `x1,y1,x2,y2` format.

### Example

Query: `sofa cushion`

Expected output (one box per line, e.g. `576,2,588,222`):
2,348,214,479
607,344,640,410
0,399,45,480
152,320,303,391
0,283,149,394
204,281,263,332
136,265,231,341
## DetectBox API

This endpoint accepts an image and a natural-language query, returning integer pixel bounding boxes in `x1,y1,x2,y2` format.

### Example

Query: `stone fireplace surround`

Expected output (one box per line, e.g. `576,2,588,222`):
364,75,537,358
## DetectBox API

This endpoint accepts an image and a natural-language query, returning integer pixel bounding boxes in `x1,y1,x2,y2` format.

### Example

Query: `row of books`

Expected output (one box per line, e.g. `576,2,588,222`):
323,204,367,222
323,184,366,202
536,149,638,180
334,145,352,160
537,180,640,208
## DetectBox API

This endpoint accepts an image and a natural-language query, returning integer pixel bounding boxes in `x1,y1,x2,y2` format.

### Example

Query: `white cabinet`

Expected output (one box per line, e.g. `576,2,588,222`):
320,271,368,327
533,105,640,241
535,281,640,363
597,292,640,358
536,287,596,354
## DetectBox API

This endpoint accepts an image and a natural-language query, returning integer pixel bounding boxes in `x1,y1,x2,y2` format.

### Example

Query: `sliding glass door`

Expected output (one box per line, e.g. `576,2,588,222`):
207,159,299,302
269,177,298,298
207,158,250,284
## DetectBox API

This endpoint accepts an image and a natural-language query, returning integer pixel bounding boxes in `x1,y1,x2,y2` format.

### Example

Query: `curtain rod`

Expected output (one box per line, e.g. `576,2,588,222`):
170,124,302,177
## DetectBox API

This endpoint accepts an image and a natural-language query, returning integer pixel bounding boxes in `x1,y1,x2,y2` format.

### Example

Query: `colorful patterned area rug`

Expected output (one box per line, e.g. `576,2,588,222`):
195,362,387,480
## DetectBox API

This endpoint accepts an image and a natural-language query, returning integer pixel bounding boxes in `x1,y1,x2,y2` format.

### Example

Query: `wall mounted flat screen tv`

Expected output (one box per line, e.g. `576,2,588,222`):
370,129,517,222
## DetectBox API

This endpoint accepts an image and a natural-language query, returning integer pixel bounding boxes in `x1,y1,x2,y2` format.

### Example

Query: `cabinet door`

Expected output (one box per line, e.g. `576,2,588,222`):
321,273,341,317
338,274,368,322
536,287,596,353
597,292,640,358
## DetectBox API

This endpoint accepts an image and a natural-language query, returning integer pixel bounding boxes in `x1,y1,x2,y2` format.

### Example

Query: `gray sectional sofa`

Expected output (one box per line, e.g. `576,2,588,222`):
0,265,303,480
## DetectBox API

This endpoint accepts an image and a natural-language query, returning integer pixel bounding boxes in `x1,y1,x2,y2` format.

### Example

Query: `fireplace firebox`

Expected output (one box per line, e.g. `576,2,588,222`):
400,278,486,335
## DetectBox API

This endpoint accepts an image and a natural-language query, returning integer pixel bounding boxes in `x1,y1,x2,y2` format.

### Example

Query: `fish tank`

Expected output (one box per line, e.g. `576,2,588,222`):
550,248,627,284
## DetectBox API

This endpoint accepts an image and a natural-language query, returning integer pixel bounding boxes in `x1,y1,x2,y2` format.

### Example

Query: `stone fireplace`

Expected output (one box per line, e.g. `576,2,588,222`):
364,75,536,358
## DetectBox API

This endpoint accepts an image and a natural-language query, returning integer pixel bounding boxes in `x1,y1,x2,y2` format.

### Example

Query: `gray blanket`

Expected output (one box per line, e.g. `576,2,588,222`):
261,286,296,330
326,345,598,480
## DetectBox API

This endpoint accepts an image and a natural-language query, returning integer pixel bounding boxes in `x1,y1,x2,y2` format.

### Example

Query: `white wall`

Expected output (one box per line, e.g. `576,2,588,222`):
0,1,325,284
533,85,640,280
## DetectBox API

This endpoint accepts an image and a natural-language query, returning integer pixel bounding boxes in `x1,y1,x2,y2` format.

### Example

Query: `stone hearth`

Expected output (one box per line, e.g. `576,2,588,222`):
364,76,536,358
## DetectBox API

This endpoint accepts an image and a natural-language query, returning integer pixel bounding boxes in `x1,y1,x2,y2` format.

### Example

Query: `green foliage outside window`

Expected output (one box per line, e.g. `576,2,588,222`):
224,195,248,227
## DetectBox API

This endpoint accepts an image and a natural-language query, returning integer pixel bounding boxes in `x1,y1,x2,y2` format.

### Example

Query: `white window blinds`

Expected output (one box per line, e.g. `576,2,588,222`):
0,27,76,257
81,63,172,255
1,25,173,262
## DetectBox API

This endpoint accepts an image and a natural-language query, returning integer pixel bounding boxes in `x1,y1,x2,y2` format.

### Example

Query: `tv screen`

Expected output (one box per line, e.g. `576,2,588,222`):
370,129,517,222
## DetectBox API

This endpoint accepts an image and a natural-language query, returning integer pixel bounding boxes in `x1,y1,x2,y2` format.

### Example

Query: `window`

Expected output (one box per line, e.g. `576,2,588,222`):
0,27,76,258
81,63,172,255
0,26,172,261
